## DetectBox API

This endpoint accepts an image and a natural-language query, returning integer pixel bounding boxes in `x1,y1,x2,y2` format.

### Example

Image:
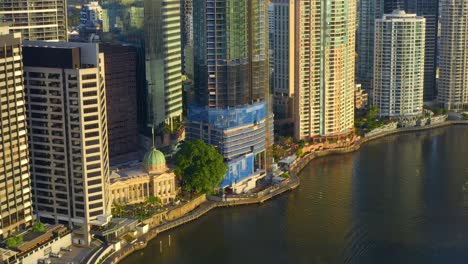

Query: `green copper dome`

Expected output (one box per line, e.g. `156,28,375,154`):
143,147,166,167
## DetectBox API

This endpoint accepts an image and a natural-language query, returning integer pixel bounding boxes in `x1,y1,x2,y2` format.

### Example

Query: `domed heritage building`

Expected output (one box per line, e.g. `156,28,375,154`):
109,147,177,205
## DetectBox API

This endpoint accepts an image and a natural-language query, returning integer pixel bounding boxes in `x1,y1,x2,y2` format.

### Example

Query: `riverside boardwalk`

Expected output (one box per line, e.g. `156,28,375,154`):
104,174,300,264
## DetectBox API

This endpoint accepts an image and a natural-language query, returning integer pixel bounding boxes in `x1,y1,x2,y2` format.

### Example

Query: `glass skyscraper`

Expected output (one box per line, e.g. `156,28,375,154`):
144,0,183,128
188,0,272,192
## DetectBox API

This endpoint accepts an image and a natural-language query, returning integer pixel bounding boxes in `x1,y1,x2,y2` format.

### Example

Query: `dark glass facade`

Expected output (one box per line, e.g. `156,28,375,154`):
193,0,269,108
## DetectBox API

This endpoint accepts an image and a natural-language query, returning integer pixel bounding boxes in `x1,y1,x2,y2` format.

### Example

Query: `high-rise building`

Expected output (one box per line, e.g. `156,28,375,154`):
23,42,111,245
181,0,194,78
384,0,405,13
406,0,439,101
272,0,294,121
100,44,139,165
187,0,273,192
356,0,384,94
0,27,33,238
292,0,356,140
373,11,426,117
0,0,67,41
144,0,183,128
357,0,438,101
437,0,468,110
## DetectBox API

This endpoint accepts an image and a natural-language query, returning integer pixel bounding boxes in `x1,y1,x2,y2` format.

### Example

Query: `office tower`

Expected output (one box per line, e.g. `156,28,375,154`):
23,42,110,245
406,0,439,101
356,0,384,94
292,0,356,140
100,44,139,165
272,0,293,121
144,0,183,128
0,0,67,41
437,0,468,110
373,11,426,117
187,0,272,191
0,27,33,238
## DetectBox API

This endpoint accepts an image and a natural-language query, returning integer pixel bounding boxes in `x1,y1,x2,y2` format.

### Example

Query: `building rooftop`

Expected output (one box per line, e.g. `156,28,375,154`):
110,164,149,182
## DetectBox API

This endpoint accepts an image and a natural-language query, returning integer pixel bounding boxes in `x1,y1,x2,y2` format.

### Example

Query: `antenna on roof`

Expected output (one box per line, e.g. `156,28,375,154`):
152,125,155,148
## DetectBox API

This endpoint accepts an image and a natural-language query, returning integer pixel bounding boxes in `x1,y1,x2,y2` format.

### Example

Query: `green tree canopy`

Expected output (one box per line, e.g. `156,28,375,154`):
32,221,46,232
175,140,228,194
5,235,23,248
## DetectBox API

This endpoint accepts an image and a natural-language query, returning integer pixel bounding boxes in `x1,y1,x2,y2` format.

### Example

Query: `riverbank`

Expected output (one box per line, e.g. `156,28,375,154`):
109,120,468,264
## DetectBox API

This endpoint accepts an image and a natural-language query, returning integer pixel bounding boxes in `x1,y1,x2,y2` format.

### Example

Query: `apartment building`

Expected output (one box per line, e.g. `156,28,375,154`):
0,0,67,41
373,11,426,117
437,0,468,110
0,26,33,238
23,42,110,245
292,0,356,140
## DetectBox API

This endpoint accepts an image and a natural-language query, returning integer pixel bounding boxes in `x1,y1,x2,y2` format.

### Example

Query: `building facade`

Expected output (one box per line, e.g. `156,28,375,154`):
437,0,468,110
144,0,183,128
81,1,104,26
100,44,139,165
181,0,194,78
110,148,177,205
373,11,425,117
23,42,111,245
272,0,294,122
0,0,67,41
0,27,33,238
188,0,272,192
405,0,439,101
292,0,356,140
356,0,384,94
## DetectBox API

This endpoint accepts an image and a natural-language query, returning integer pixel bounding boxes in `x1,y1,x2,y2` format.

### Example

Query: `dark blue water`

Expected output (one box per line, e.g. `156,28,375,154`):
122,126,468,264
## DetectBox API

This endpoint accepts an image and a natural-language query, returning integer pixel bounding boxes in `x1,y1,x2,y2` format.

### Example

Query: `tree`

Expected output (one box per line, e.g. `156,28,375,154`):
5,235,23,248
147,195,161,205
295,148,304,158
175,140,228,194
32,221,46,232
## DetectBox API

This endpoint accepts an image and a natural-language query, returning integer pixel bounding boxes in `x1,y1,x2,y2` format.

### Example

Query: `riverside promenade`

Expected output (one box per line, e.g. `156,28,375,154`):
106,120,468,264
104,174,300,264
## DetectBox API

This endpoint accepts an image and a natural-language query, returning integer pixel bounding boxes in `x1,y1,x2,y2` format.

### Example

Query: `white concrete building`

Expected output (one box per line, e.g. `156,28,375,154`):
437,0,468,110
373,11,426,117
23,42,111,245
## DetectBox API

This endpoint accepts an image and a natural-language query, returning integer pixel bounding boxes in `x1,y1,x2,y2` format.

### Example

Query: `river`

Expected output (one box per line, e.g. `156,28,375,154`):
122,125,468,264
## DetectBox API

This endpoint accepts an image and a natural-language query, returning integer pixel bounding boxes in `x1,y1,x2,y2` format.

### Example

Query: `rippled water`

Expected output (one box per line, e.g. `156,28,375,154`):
122,126,468,264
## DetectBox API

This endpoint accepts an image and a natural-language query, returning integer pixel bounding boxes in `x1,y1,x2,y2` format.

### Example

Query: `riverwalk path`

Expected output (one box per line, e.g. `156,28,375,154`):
103,174,300,264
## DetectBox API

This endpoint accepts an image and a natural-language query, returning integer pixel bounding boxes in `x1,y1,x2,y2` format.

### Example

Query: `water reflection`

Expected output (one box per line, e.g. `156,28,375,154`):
122,126,468,264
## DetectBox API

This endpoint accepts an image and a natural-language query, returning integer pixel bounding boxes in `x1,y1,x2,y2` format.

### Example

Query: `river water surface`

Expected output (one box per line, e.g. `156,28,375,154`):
122,126,468,264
